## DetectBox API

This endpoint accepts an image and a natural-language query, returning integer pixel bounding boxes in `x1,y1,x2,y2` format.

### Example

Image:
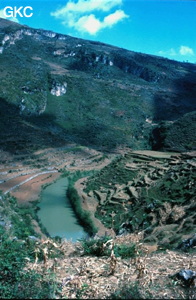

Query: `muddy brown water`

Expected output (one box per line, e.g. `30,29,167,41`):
37,177,86,242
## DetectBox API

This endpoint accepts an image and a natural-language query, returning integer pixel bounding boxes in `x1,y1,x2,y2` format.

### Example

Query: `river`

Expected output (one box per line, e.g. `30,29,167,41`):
37,176,86,242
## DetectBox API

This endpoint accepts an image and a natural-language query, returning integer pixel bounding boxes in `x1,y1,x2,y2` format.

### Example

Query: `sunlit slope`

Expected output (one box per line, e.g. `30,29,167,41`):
0,18,196,152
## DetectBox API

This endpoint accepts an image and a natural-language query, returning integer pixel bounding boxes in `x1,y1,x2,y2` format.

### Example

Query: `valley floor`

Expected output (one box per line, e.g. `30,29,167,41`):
0,145,195,299
0,144,116,207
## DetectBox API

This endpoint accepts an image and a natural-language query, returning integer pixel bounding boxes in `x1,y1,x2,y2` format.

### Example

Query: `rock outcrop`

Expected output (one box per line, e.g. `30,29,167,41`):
50,82,67,97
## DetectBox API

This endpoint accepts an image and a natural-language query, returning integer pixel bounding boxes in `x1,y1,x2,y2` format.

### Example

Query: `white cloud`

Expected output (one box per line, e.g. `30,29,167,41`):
73,14,102,35
69,9,128,34
51,0,128,35
158,48,177,56
179,46,194,56
158,46,194,58
103,10,128,27
52,0,122,17
0,9,19,23
0,9,5,18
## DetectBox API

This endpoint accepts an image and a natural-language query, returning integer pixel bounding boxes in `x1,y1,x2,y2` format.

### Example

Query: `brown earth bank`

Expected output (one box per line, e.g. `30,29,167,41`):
74,177,115,237
11,172,61,205
0,144,116,205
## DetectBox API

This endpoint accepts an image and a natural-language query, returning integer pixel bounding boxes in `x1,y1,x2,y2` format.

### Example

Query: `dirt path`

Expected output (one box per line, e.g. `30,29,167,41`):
4,170,58,195
71,152,118,236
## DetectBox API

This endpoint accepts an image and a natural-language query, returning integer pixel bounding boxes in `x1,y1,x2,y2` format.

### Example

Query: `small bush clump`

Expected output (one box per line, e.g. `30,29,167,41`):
109,282,145,299
81,236,136,258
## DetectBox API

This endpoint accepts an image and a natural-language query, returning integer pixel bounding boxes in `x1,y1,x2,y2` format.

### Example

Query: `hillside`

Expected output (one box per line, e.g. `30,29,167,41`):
0,18,196,299
82,151,196,248
0,18,196,152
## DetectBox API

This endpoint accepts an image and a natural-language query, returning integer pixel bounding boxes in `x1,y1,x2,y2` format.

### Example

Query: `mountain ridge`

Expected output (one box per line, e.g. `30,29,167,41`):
0,17,196,152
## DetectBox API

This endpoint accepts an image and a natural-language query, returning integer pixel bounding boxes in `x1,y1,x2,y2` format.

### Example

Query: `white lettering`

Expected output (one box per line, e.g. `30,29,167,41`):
4,6,13,18
3,6,33,18
23,6,33,18
14,6,24,18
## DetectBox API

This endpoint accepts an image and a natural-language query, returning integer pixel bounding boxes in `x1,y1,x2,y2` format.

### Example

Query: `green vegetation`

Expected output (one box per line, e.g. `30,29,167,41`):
0,193,61,298
81,236,112,256
152,111,196,151
0,21,196,154
85,155,136,191
0,232,56,299
80,236,136,258
67,186,97,235
0,191,193,299
84,152,196,249
115,243,137,259
109,282,149,299
0,19,195,299
67,171,98,236
0,193,37,239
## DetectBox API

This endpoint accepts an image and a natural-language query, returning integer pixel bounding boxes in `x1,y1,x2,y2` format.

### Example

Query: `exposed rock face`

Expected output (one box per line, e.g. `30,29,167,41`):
50,82,67,97
127,186,139,199
1,28,58,48
2,34,10,44
0,18,196,150
42,31,56,38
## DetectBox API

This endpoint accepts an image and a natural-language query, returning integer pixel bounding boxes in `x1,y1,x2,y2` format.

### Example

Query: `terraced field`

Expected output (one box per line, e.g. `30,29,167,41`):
76,150,196,249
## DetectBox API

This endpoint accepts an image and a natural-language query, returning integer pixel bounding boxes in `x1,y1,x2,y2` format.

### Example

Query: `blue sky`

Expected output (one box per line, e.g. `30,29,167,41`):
0,0,196,63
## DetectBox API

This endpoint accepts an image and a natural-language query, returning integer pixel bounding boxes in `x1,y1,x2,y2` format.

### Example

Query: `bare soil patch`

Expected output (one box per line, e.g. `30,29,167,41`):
12,172,61,205
0,145,116,219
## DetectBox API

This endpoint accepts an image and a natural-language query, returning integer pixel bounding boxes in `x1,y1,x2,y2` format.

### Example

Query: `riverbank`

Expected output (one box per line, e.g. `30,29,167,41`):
74,177,115,237
0,144,115,206
0,144,117,238
37,176,86,241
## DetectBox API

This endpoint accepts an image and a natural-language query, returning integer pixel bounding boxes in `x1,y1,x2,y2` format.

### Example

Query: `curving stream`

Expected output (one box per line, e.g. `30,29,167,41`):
37,177,86,242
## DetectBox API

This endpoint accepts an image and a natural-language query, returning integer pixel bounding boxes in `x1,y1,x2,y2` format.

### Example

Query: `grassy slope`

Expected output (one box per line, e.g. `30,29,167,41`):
0,20,196,152
152,111,196,151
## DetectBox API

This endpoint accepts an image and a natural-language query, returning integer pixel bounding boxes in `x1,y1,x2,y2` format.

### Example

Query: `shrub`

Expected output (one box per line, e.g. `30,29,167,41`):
0,228,60,298
109,283,144,299
81,236,111,256
115,243,136,259
67,185,98,236
81,236,136,258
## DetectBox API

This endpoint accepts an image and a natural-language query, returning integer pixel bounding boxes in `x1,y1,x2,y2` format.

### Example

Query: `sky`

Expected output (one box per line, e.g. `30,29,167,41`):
0,0,196,63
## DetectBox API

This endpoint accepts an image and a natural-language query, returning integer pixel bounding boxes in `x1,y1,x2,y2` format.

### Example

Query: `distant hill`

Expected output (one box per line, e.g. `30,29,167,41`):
0,17,195,152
